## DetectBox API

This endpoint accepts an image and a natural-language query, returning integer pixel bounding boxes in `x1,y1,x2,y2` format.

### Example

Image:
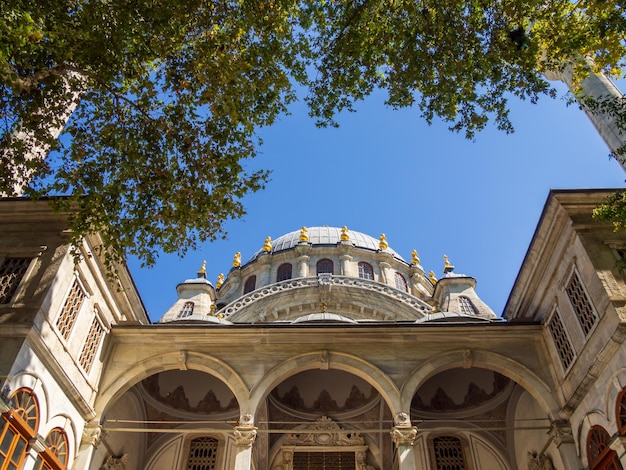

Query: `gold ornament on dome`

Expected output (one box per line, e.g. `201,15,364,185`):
216,273,224,288
429,270,437,285
262,236,272,252
379,233,388,250
411,250,420,265
299,226,309,242
443,255,455,272
340,226,350,241
233,252,241,267
198,260,206,275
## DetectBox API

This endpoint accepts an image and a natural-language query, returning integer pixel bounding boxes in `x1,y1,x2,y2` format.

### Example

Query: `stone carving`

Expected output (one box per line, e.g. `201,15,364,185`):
549,420,574,446
283,416,365,446
101,454,128,470
234,426,258,446
221,275,432,318
81,423,103,447
390,426,417,446
527,452,555,470
394,412,410,426
240,413,254,426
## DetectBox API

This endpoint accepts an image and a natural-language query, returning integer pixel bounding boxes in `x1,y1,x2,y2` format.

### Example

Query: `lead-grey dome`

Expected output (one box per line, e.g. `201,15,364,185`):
250,227,405,263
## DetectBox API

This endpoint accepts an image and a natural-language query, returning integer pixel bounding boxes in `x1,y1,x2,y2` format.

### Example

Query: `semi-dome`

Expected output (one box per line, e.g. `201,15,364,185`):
249,226,406,263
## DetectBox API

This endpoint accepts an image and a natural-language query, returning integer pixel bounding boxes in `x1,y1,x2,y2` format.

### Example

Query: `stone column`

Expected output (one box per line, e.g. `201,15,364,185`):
391,413,417,470
609,435,626,468
339,255,353,277
549,419,582,470
73,422,103,470
378,261,392,286
22,435,46,470
257,254,271,287
233,425,258,470
296,255,310,278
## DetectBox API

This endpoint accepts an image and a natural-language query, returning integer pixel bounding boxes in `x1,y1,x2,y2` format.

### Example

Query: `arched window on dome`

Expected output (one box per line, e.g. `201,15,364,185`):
186,437,219,469
316,259,333,275
244,275,256,294
394,272,408,292
358,262,374,280
34,427,69,470
431,436,467,470
587,425,622,470
458,296,478,315
178,301,194,319
617,387,626,435
0,388,39,470
277,263,292,282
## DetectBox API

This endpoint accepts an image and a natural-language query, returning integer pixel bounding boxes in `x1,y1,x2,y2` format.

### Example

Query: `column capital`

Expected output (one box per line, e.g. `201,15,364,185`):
549,419,575,447
391,426,418,447
234,426,258,447
81,423,103,447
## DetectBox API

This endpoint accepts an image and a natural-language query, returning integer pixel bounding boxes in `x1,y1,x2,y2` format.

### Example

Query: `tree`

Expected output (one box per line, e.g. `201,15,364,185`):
1,0,625,266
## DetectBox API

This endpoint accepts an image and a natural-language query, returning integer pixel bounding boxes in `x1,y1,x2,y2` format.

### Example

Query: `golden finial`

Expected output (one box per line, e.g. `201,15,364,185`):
379,233,388,250
340,226,350,241
429,270,437,285
443,255,455,273
299,226,309,242
320,302,327,312
232,252,241,267
262,236,272,252
216,273,224,288
411,250,420,265
197,260,207,278
210,304,217,315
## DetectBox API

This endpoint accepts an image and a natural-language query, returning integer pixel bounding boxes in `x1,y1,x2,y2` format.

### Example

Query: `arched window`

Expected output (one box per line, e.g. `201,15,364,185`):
358,262,374,280
34,427,69,470
186,437,219,470
617,387,626,435
458,296,477,315
587,425,622,470
394,272,408,292
316,259,333,275
277,263,292,282
244,275,256,294
432,436,467,470
178,301,195,319
0,388,39,470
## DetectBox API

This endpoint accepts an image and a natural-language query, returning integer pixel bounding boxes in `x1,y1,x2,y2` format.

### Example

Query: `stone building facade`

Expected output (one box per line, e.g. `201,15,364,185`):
2,189,626,470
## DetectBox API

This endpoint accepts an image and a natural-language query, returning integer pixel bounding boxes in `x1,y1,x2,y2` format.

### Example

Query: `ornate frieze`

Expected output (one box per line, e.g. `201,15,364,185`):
282,416,365,447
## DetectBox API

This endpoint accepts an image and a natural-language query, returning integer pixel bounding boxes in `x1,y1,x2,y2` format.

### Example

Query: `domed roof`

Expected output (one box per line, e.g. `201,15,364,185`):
250,227,405,262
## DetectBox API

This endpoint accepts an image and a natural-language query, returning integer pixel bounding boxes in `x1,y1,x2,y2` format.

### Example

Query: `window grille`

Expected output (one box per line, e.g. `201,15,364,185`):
432,436,467,470
56,279,85,340
458,296,477,315
186,437,218,470
0,257,31,304
277,263,293,282
178,301,195,318
566,272,598,336
547,309,576,371
79,316,105,373
293,451,356,469
317,259,334,275
358,262,374,280
244,276,256,294
394,272,408,292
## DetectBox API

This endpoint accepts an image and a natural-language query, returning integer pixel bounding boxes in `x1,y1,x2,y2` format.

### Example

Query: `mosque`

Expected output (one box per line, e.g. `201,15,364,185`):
2,187,626,470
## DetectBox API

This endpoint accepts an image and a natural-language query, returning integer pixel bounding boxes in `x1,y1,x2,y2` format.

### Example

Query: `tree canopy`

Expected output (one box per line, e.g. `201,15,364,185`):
1,0,624,266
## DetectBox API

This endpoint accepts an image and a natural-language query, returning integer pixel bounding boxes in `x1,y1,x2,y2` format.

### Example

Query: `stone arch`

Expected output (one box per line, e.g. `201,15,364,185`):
400,349,560,419
40,414,77,466
9,371,48,426
247,350,402,418
95,351,249,418
577,410,612,468
603,368,626,424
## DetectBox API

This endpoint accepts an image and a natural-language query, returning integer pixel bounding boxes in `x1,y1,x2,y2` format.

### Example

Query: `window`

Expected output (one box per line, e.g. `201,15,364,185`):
432,436,467,470
0,257,31,304
293,451,356,469
617,387,626,435
0,388,39,470
547,309,576,371
244,275,256,294
79,315,105,373
358,262,374,280
316,259,333,275
566,271,598,336
178,302,195,319
277,263,293,282
587,425,623,470
34,428,69,470
56,278,86,341
394,272,408,292
458,296,477,315
186,437,218,470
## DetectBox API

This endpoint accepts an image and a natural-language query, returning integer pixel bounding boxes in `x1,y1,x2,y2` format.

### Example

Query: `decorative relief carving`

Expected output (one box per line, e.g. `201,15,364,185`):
390,426,417,446
394,412,410,426
220,276,432,318
527,452,555,470
81,423,103,447
101,454,128,470
234,426,258,447
549,420,574,447
240,413,254,426
283,416,365,446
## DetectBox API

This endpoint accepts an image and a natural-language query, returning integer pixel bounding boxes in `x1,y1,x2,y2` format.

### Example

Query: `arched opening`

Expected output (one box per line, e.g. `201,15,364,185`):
34,427,69,470
316,259,334,275
358,262,374,280
587,425,622,470
0,388,39,469
277,263,293,282
244,275,256,294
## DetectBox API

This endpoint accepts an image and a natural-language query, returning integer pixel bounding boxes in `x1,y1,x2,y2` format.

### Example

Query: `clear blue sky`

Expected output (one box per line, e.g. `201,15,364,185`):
127,81,625,322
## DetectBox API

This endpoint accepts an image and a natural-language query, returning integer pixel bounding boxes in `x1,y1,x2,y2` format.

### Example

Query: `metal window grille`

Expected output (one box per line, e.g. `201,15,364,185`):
358,262,374,280
178,302,195,319
433,436,466,470
565,272,597,336
394,272,408,292
79,316,104,372
56,279,85,340
293,451,356,470
458,296,477,315
547,309,576,371
186,437,218,470
0,257,31,304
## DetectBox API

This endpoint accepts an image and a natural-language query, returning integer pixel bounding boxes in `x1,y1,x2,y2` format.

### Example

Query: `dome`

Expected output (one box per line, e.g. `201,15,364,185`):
292,313,357,324
249,227,406,263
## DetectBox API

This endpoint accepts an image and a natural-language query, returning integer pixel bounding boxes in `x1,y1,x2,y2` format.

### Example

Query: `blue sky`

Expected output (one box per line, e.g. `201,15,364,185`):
127,81,625,322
